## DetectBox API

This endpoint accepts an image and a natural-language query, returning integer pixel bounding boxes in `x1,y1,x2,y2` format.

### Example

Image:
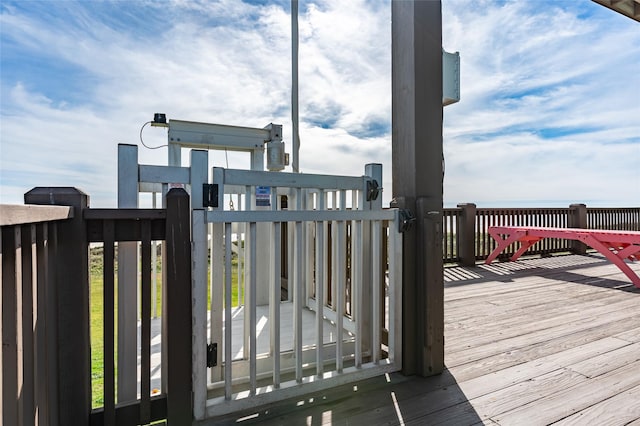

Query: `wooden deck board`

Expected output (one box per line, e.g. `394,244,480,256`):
201,254,640,425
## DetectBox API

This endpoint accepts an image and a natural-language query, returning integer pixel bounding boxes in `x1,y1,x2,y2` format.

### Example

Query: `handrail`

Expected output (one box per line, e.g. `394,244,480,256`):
0,204,73,226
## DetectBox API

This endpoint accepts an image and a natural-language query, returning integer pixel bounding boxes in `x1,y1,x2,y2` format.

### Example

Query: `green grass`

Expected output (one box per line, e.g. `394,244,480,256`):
89,245,242,408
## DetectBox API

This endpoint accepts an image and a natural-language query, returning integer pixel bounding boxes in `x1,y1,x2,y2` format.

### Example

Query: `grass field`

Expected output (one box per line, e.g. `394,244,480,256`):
89,245,242,408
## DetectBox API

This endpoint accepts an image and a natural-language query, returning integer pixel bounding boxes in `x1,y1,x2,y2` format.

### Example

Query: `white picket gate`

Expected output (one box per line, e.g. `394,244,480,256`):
117,144,403,420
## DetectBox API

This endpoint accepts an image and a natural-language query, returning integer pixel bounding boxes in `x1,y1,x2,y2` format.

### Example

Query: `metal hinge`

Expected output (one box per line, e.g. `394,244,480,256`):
202,184,219,208
207,343,217,367
367,179,381,201
398,209,416,233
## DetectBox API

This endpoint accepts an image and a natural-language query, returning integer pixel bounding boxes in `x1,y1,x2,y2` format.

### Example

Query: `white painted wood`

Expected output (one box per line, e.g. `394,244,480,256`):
139,165,189,185
365,163,383,211
138,182,163,193
224,224,233,400
190,150,208,210
315,190,325,377
210,222,224,383
336,220,346,373
389,222,403,369
354,220,364,368
167,141,180,167
117,143,139,403
294,218,303,383
270,219,281,388
151,193,158,319
248,222,257,395
243,185,251,361
269,187,281,388
372,220,382,364
223,169,366,191
204,361,398,417
192,210,208,420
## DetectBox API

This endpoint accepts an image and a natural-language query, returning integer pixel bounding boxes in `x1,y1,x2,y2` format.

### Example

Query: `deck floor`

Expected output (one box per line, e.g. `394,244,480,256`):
208,253,640,425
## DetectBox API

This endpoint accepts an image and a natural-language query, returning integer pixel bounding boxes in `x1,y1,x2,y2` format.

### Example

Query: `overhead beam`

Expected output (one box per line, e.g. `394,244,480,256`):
592,0,640,22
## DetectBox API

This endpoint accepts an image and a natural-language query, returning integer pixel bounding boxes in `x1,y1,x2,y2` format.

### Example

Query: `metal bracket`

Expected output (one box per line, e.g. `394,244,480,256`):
202,184,219,208
366,179,381,201
398,209,416,233
207,342,218,368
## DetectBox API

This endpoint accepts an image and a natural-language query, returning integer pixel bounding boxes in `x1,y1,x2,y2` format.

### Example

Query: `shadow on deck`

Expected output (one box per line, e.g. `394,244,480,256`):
206,254,640,425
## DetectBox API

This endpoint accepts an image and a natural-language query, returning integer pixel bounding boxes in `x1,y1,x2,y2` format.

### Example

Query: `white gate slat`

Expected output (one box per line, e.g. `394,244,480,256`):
388,218,403,368
248,222,257,395
335,219,345,373
224,224,233,400
354,219,363,368
192,210,208,420
210,222,224,383
372,220,382,364
270,187,281,388
315,190,325,377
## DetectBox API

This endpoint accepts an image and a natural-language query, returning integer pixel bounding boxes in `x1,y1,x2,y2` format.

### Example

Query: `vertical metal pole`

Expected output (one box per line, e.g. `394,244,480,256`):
291,0,300,173
392,0,444,376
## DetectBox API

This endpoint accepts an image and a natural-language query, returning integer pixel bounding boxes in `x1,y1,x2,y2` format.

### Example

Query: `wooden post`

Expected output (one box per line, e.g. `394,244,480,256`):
165,188,193,424
24,187,90,425
569,203,588,255
392,0,444,376
457,203,477,267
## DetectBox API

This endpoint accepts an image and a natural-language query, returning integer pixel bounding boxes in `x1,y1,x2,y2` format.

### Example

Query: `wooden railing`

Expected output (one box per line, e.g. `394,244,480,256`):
444,204,640,265
1,187,193,426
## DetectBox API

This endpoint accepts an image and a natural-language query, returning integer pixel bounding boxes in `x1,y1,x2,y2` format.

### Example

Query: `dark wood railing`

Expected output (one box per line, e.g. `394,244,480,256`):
444,204,640,265
1,187,192,426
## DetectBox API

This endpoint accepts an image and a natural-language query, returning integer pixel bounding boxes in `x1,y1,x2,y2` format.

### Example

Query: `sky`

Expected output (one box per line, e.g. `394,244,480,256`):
1,0,639,208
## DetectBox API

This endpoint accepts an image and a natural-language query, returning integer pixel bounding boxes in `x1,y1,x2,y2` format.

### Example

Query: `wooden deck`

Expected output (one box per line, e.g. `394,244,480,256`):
206,253,640,425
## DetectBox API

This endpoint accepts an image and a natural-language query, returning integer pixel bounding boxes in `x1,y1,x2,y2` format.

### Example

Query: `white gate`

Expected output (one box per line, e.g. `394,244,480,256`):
116,143,402,420
192,165,403,419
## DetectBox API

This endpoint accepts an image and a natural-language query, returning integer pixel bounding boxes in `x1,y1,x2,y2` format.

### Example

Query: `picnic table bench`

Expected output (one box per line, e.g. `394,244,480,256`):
485,226,640,288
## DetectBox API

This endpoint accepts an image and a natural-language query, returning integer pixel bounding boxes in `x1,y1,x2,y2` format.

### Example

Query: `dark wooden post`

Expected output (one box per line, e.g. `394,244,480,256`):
457,203,477,266
24,187,90,425
164,188,193,424
569,203,588,255
392,0,444,376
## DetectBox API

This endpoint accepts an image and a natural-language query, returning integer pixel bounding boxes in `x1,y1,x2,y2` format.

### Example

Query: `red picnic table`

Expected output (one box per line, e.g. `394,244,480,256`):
484,226,640,288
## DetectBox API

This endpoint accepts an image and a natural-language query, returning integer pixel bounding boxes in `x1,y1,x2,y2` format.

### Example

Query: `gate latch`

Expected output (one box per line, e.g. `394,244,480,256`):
207,342,218,367
203,184,219,208
398,209,416,233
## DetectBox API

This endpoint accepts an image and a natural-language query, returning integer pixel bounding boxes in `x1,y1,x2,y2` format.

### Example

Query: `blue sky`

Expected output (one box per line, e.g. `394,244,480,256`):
1,0,639,208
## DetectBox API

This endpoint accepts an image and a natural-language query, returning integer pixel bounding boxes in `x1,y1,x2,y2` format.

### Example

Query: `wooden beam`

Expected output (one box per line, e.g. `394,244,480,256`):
391,0,445,376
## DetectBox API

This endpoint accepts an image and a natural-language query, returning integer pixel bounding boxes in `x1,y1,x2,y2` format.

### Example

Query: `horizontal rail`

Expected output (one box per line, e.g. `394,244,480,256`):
139,164,190,184
85,210,166,242
0,204,73,226
206,209,397,223
218,168,368,190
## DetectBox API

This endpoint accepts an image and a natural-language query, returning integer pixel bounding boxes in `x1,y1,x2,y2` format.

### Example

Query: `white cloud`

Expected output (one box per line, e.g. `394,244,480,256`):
1,0,638,208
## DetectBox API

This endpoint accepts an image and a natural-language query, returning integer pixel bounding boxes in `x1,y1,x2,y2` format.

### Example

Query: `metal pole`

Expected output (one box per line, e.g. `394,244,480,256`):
291,0,300,173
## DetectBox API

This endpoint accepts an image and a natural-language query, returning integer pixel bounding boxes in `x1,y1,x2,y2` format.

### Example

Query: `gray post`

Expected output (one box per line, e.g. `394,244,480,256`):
569,203,588,255
165,188,193,424
392,0,444,376
457,203,477,267
24,187,90,425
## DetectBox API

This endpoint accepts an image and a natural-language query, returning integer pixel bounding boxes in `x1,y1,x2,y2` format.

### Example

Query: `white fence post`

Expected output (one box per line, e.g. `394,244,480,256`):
117,144,138,403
